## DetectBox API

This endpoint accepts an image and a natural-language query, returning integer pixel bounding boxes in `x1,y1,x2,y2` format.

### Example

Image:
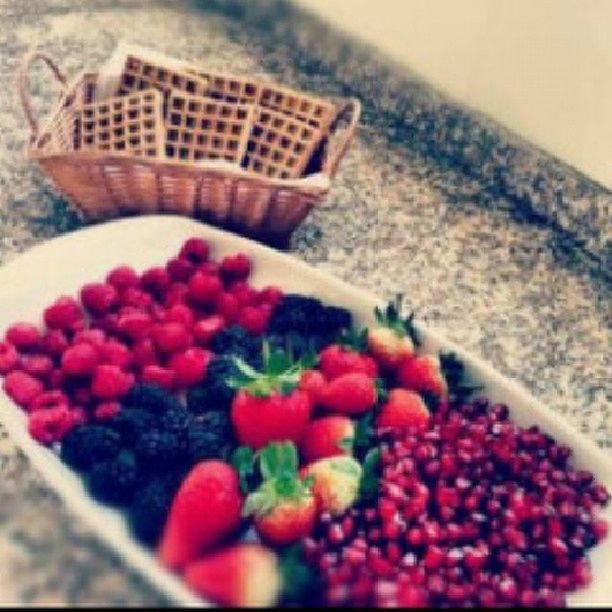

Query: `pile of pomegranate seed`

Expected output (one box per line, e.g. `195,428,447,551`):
0,238,282,445
303,398,610,607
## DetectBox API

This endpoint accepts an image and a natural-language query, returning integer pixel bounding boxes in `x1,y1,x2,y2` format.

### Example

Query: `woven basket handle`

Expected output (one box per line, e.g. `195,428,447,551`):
322,97,362,178
17,51,67,140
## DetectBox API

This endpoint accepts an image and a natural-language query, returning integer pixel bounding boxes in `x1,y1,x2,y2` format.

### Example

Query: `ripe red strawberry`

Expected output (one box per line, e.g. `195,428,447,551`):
159,461,242,570
319,344,378,380
298,369,326,403
185,544,280,607
367,296,416,370
377,388,430,432
230,347,313,449
300,416,355,463
244,442,316,546
318,372,377,415
397,354,448,398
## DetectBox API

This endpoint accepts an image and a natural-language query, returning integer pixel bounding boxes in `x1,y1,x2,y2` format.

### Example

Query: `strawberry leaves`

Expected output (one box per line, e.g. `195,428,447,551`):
230,446,256,495
359,447,381,502
337,327,369,352
374,293,420,345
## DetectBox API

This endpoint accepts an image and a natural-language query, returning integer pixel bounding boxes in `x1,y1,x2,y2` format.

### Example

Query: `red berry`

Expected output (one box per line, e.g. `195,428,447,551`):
98,340,132,370
164,282,189,307
120,287,153,309
70,407,89,427
21,354,54,380
91,365,134,400
142,364,175,390
229,281,259,307
140,266,170,294
193,315,225,346
62,343,99,377
188,272,222,305
4,370,43,408
170,348,212,387
237,306,268,335
80,283,119,315
40,330,69,357
106,265,139,290
29,390,69,412
5,323,41,349
43,297,83,330
73,328,106,347
28,405,76,444
259,286,284,307
166,257,194,282
48,368,64,390
132,338,158,369
164,303,195,328
0,341,19,374
179,238,209,264
93,401,121,421
216,292,240,323
152,322,191,354
117,311,153,341
220,253,251,281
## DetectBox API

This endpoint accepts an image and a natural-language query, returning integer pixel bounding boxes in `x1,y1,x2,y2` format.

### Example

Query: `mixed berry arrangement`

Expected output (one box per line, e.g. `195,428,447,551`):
0,237,609,607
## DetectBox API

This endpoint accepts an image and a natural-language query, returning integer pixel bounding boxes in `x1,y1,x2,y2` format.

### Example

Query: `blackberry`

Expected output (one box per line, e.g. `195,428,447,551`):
135,429,186,469
160,408,195,440
188,411,234,462
88,451,139,505
128,471,185,546
322,305,352,334
186,356,238,414
210,325,261,363
60,425,121,471
107,408,156,446
123,383,181,414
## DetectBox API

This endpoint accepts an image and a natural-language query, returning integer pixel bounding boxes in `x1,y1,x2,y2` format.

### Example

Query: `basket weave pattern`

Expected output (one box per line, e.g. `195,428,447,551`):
18,51,361,241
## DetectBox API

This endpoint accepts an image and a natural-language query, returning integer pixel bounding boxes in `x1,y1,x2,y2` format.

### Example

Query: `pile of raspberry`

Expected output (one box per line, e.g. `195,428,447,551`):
0,237,282,446
303,399,610,608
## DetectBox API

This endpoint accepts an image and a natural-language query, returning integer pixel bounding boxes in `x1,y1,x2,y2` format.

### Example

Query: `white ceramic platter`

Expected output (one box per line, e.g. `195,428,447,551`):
0,216,610,606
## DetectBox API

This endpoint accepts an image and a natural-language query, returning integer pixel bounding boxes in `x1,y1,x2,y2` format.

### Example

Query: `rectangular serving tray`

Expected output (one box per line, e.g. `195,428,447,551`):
0,216,610,606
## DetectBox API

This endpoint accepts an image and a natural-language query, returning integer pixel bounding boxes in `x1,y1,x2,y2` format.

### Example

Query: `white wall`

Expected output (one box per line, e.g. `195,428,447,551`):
295,0,612,189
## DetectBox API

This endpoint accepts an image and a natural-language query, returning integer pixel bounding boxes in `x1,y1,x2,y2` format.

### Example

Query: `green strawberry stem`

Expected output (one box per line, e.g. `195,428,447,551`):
374,293,420,345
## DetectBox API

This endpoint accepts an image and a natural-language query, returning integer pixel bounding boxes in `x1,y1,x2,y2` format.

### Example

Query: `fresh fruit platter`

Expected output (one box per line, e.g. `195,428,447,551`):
0,216,610,607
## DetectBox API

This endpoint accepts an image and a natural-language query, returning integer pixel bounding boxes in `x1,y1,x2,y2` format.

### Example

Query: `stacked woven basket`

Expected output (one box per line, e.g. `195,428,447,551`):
18,46,360,242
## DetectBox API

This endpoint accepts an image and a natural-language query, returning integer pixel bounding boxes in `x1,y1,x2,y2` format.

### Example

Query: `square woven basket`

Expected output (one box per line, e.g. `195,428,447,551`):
18,52,361,243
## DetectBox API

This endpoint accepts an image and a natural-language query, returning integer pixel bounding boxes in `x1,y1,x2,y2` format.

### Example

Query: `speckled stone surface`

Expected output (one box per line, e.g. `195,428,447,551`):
0,0,610,605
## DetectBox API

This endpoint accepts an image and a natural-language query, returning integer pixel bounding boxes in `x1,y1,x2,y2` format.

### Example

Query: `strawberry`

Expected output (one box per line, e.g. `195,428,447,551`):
377,388,430,432
244,442,316,546
229,345,314,450
298,369,326,403
397,354,448,399
302,456,362,515
367,295,417,370
319,343,378,380
318,372,377,415
158,461,242,570
185,544,281,607
300,416,355,463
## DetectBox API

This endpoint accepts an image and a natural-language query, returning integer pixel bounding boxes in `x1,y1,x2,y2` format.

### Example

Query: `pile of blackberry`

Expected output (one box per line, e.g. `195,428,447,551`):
60,382,234,546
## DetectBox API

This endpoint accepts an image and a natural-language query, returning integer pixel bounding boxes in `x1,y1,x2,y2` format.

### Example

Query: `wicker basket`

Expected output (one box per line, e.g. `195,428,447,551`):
18,52,361,244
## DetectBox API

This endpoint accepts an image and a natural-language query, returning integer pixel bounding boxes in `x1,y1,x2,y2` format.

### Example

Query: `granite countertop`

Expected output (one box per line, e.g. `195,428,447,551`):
0,0,610,605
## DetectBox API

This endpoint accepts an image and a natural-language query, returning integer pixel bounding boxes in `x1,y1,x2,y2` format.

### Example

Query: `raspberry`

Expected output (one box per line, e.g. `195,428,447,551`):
237,306,268,335
120,287,153,309
117,311,153,341
94,401,121,421
152,322,191,354
28,405,76,444
91,365,134,400
71,407,89,427
140,266,170,295
73,328,106,347
106,265,139,290
215,292,240,323
220,253,251,281
199,261,220,276
80,283,119,315
21,354,54,380
164,282,189,307
43,297,83,331
40,330,69,357
62,343,99,377
132,338,158,369
29,390,69,412
123,382,181,413
98,340,132,370
164,303,195,328
88,450,139,505
3,370,43,408
170,347,212,388
179,238,209,264
229,281,259,306
166,257,194,282
5,323,41,349
60,424,121,469
0,342,19,374
259,285,284,307
142,365,176,390
193,315,225,346
188,272,222,305
49,368,64,389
